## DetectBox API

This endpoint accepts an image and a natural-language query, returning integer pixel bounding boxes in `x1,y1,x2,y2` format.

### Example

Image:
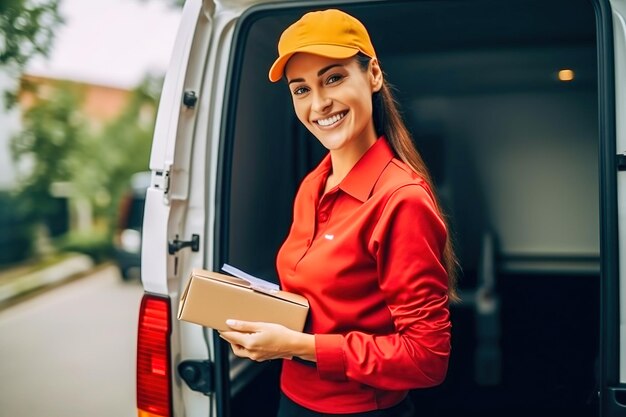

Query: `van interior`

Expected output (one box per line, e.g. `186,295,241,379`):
217,0,599,415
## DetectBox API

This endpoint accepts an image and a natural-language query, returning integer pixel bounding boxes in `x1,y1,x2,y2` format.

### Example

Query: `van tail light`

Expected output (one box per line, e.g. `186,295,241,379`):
137,293,172,417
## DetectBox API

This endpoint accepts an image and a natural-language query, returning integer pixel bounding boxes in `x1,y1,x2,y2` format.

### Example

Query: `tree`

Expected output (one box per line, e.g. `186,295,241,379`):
10,81,88,223
10,75,162,243
0,0,63,107
0,0,62,67
77,74,162,228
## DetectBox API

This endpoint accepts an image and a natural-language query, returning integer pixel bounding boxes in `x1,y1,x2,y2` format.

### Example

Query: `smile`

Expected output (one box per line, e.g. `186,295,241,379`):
315,112,347,127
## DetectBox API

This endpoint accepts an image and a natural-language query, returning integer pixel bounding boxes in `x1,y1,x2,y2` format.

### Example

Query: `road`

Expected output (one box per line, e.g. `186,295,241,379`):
0,265,144,417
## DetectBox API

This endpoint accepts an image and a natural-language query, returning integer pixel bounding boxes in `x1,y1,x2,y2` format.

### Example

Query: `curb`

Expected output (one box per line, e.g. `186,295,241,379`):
0,254,95,305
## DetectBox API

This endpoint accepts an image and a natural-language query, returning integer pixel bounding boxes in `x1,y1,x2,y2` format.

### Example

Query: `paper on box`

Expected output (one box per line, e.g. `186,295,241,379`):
177,268,309,332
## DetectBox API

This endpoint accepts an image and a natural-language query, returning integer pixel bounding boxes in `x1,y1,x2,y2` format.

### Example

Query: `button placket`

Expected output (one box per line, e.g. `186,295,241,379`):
294,188,338,272
317,191,337,227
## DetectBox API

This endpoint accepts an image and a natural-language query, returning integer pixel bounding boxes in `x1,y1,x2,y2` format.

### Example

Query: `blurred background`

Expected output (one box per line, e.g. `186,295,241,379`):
0,0,182,415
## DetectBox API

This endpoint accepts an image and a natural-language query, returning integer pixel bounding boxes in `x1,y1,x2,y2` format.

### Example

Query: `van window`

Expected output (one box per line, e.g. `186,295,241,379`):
218,0,599,415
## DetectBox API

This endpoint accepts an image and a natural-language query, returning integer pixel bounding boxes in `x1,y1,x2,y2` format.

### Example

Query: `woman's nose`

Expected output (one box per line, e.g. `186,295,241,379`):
311,90,332,114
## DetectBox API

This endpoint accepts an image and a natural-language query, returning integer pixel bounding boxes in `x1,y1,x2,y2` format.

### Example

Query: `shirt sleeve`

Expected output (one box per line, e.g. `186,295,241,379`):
314,184,451,390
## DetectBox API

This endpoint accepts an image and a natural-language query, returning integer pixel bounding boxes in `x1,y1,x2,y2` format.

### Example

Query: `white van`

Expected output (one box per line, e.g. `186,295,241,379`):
136,0,626,416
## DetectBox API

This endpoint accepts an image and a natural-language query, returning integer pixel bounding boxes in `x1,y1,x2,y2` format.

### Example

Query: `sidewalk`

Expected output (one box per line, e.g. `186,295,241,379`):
0,253,95,308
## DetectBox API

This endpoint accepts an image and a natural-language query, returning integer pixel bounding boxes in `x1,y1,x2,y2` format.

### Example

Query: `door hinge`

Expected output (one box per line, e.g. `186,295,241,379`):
168,234,200,255
153,169,171,194
178,360,214,395
617,154,626,171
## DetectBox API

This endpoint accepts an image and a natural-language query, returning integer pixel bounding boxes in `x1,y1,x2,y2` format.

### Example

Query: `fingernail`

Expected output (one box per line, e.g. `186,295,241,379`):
226,319,236,326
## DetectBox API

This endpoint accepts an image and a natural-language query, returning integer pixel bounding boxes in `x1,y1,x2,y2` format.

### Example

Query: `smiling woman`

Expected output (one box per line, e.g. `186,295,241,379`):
285,54,381,189
218,9,456,417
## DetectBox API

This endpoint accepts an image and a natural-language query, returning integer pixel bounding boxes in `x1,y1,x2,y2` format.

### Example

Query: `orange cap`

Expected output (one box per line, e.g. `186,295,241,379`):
268,9,377,82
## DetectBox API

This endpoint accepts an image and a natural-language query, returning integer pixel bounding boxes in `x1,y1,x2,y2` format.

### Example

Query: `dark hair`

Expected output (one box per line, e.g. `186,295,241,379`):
356,54,459,302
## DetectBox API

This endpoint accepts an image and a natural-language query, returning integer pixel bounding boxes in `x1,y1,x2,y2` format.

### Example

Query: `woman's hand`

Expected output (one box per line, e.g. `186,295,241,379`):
219,320,316,362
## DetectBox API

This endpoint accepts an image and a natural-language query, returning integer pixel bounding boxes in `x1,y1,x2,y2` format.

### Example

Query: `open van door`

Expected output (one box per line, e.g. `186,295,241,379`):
137,0,221,416
602,0,626,415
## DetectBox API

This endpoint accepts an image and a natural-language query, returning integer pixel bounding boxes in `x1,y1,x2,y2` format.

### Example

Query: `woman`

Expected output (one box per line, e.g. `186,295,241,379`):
219,8,458,416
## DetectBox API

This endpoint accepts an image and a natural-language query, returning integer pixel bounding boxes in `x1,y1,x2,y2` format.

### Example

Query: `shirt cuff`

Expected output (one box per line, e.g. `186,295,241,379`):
315,334,347,381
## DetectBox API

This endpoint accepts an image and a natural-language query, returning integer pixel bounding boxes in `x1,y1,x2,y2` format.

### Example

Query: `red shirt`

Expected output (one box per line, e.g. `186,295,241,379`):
276,137,451,414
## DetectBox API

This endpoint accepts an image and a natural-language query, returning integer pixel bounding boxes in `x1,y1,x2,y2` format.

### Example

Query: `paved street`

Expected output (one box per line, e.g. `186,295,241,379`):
0,265,144,417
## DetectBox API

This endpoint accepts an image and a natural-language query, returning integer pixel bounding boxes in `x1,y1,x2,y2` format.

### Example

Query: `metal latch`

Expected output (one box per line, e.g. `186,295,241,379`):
168,234,200,255
183,90,198,108
617,153,626,171
178,360,214,395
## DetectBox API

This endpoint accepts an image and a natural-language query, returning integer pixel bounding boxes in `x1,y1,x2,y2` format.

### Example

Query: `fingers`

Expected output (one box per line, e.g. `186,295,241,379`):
218,320,291,362
218,330,246,347
219,320,258,347
219,334,269,362
225,319,258,332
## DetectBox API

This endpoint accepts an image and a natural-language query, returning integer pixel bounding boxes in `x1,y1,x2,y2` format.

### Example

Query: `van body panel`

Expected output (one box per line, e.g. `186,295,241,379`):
610,0,626,384
140,0,222,416
141,0,204,295
143,3,256,416
149,0,202,181
177,7,245,417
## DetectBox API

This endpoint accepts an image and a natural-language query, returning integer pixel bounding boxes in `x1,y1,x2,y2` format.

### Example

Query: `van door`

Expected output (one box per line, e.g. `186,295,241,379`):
603,1,626,415
138,0,220,416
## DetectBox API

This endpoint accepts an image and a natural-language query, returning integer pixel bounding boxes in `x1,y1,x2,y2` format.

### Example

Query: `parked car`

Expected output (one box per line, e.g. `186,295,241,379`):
137,1,625,416
113,171,150,281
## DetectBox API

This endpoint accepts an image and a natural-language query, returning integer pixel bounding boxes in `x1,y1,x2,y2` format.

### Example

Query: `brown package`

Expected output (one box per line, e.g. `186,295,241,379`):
177,268,309,332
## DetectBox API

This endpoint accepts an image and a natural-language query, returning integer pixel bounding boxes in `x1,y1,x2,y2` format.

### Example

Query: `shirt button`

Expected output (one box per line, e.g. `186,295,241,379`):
319,212,329,222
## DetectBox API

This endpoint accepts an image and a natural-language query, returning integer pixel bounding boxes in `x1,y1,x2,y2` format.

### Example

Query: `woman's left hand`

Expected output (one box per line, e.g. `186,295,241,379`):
219,320,313,362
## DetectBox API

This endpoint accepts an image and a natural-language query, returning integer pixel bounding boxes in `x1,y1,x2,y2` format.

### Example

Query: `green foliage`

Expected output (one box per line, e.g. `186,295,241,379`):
55,231,113,264
10,82,88,222
1,0,63,107
0,0,62,68
10,74,161,247
0,191,35,265
82,75,161,226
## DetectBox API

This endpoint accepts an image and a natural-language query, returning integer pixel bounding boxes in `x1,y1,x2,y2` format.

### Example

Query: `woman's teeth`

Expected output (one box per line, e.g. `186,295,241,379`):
317,112,345,127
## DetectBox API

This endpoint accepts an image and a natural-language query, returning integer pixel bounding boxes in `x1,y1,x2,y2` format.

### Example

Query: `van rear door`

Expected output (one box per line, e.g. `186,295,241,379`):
603,0,626,414
139,0,221,416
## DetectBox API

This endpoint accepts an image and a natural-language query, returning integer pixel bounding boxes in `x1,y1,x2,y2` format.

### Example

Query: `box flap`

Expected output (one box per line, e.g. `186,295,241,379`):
191,268,252,289
274,290,309,307
190,268,308,307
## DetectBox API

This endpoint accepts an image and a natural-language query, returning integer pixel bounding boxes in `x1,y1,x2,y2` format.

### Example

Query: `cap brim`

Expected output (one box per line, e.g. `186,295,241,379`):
268,44,360,82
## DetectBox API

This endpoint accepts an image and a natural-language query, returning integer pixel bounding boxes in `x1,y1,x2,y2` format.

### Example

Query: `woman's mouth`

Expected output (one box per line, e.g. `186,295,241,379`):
315,111,347,127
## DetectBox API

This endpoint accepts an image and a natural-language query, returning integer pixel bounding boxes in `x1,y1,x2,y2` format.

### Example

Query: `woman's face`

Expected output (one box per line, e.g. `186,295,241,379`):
285,53,382,155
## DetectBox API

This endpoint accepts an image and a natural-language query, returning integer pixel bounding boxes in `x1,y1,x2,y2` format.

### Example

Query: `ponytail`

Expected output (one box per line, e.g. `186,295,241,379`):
357,54,460,302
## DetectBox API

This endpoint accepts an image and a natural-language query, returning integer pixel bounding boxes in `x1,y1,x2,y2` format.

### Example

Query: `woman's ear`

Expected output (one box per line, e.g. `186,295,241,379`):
369,58,383,93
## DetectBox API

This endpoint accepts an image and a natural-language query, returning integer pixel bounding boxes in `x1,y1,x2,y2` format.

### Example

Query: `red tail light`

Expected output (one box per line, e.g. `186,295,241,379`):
137,293,172,417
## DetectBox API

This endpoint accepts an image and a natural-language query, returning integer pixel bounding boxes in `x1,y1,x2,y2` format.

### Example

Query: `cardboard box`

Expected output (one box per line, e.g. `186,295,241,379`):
177,268,309,332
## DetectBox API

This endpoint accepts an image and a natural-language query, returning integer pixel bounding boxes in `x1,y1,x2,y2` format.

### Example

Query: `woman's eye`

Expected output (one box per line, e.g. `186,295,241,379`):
326,74,343,84
293,86,309,95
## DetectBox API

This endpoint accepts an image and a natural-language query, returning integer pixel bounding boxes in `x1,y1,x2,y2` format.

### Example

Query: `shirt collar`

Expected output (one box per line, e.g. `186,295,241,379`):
339,137,394,202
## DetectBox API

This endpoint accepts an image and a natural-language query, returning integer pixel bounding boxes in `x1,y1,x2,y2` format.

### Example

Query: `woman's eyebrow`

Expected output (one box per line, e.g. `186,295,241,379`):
317,63,343,77
287,63,345,85
287,77,304,86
